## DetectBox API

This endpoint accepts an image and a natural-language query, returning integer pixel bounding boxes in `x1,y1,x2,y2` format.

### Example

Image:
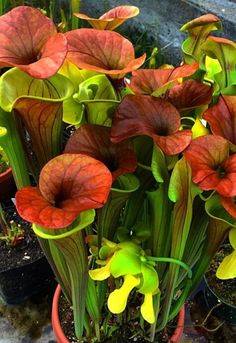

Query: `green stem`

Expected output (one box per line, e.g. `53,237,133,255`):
146,184,172,276
189,219,230,295
95,322,101,342
97,174,139,241
37,236,72,302
55,231,88,339
86,277,100,334
71,0,80,29
44,0,51,17
0,202,8,236
83,312,91,338
181,116,196,123
168,279,192,321
137,162,152,171
147,256,192,279
150,292,160,342
199,190,215,201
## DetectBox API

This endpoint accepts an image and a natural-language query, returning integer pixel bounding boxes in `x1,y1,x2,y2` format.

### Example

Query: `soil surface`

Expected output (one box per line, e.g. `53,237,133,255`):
59,292,178,343
0,201,44,272
205,245,236,306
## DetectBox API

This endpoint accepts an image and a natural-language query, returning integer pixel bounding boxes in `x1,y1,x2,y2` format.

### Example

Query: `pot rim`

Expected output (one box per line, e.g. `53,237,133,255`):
52,285,70,343
204,275,236,309
0,167,12,181
0,251,46,274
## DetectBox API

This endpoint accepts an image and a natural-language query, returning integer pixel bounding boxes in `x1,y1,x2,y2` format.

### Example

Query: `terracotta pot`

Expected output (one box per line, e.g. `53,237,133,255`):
52,285,70,343
52,285,185,343
168,305,185,343
0,167,16,201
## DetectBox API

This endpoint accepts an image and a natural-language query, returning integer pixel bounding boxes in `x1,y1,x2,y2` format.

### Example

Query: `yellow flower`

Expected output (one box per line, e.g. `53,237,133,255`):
89,258,113,280
141,293,155,324
107,274,140,314
88,238,159,323
216,228,236,279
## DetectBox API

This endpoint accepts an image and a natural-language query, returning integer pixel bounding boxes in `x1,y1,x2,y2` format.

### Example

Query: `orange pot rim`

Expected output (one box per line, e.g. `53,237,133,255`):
0,167,12,182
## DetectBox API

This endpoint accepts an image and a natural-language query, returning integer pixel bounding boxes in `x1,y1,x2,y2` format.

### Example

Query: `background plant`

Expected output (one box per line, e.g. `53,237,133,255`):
0,146,9,174
0,203,24,247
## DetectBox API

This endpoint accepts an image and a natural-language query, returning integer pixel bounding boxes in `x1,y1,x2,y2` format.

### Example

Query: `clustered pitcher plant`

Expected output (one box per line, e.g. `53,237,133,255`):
0,4,235,342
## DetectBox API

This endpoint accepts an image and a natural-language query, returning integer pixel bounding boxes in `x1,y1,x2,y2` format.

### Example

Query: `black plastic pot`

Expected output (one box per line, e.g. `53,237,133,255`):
0,254,56,305
0,167,16,201
204,276,236,326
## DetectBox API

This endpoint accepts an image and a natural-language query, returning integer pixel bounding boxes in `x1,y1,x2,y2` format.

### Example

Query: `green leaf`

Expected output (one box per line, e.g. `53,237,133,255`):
0,109,30,188
86,277,101,323
59,63,98,126
168,158,200,203
201,37,236,93
205,194,236,227
0,68,74,175
111,174,140,193
134,136,153,166
190,218,230,292
168,157,201,257
157,157,201,331
45,238,72,302
77,75,119,126
59,61,98,87
84,100,119,126
97,174,140,241
205,56,222,82
78,75,118,101
151,144,169,183
151,80,177,97
180,14,222,64
63,97,84,126
54,231,88,339
230,227,236,250
180,199,208,280
32,209,95,239
0,68,73,112
146,186,172,263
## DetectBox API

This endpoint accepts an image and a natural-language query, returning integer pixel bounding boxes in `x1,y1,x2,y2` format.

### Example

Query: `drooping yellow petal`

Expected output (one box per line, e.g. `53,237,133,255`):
89,259,112,280
140,293,155,324
107,275,140,314
216,250,236,279
216,229,236,279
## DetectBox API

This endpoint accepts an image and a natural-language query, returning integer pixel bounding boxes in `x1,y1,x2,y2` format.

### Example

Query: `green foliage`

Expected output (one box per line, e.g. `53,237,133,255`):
0,203,25,246
0,145,8,173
